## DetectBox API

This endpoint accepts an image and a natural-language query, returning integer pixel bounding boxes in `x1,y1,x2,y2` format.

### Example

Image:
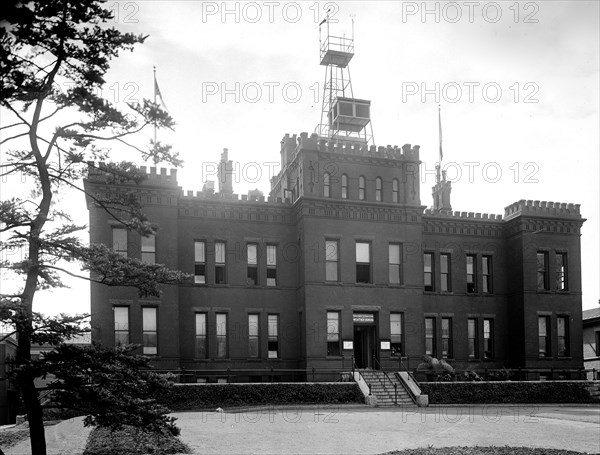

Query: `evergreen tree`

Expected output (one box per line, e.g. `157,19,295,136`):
1,1,188,452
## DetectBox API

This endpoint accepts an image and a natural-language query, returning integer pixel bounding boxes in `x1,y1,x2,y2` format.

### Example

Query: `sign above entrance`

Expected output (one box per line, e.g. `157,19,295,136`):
353,313,375,324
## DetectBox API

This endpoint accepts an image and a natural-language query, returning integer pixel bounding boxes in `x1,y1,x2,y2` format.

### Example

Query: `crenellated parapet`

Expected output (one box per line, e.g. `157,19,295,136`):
180,189,292,205
86,161,178,188
279,132,420,164
423,209,503,221
504,199,582,220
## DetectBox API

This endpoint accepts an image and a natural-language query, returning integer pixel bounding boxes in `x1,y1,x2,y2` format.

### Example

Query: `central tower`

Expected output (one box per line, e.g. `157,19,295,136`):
315,17,374,144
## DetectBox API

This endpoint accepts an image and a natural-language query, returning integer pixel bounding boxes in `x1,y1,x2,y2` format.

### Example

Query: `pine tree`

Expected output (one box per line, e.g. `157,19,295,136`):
1,1,188,453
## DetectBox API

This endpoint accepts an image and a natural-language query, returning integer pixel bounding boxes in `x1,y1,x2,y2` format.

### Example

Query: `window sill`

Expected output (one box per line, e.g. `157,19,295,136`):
325,281,342,285
355,282,374,286
326,355,344,359
557,356,572,360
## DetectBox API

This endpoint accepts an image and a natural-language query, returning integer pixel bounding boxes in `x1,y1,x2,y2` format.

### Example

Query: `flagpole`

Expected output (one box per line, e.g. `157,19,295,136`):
436,104,442,183
153,66,157,143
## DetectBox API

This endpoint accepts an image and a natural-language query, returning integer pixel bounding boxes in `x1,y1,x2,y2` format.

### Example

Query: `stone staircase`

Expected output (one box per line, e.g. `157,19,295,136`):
360,370,415,407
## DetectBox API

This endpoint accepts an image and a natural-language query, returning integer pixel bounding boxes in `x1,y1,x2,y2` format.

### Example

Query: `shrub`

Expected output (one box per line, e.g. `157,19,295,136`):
84,426,191,455
419,381,598,404
158,383,364,411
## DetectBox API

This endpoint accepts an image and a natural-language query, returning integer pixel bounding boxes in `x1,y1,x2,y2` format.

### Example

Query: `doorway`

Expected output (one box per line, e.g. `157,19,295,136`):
353,325,377,369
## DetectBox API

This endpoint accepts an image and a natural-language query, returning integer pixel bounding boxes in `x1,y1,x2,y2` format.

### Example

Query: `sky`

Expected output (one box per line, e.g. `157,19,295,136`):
1,1,599,315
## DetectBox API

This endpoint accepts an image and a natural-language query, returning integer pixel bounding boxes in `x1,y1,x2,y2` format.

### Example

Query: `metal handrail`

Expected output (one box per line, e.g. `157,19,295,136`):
372,356,398,405
399,356,420,385
351,355,372,396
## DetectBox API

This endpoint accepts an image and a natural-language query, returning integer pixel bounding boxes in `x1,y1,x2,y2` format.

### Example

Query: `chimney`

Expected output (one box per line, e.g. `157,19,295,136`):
218,148,234,194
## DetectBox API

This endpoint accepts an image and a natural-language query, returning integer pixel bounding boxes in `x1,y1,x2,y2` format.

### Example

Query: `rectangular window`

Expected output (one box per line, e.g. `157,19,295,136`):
538,316,550,357
113,306,129,345
268,314,279,358
392,179,399,203
425,317,436,357
195,313,207,358
141,234,156,264
537,252,549,290
215,242,226,284
356,242,371,284
466,254,476,293
556,253,567,291
468,318,478,359
194,241,206,284
142,307,157,355
267,245,277,287
440,253,451,292
325,240,339,282
441,318,452,359
341,174,348,199
112,228,127,257
248,314,260,358
596,332,600,356
327,311,341,356
390,313,403,356
557,316,569,357
216,313,228,358
482,256,492,294
247,243,258,285
424,252,434,292
483,319,494,359
358,176,365,200
389,244,402,285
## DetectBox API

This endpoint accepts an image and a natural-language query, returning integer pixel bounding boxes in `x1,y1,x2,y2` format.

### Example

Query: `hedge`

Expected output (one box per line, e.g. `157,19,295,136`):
158,382,365,410
420,381,599,404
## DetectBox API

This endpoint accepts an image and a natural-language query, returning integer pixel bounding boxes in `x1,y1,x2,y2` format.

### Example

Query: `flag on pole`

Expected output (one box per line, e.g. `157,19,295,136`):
154,69,168,111
438,104,443,163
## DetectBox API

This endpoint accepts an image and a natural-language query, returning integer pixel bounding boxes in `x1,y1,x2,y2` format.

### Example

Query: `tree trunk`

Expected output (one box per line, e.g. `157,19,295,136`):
17,334,46,455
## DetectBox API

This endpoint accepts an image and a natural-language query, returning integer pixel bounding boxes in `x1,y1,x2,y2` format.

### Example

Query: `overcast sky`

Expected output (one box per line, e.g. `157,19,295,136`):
2,1,599,314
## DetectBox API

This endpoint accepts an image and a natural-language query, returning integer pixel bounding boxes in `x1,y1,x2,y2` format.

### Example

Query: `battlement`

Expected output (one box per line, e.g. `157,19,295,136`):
504,199,582,220
423,209,503,221
86,161,178,187
180,189,293,205
281,132,420,163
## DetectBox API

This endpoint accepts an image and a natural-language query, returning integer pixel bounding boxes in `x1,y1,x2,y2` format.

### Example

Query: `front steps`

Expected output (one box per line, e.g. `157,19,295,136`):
359,370,415,407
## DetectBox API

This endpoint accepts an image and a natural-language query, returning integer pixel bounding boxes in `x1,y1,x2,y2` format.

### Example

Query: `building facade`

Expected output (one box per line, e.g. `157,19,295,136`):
583,306,600,380
0,330,18,424
84,133,586,381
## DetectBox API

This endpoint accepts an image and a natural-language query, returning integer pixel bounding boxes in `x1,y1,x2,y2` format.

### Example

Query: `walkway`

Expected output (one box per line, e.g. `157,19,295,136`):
2,405,598,454
173,404,600,454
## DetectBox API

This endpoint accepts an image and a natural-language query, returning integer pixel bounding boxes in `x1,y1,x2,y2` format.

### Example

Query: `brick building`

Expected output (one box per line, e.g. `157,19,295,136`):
583,306,600,380
84,134,586,381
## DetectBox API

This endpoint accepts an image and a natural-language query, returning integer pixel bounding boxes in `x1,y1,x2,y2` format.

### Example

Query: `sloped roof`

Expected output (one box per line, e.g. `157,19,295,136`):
583,307,600,321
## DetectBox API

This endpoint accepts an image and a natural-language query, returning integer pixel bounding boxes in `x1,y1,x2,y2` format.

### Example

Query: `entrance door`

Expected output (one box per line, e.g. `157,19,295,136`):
353,325,376,369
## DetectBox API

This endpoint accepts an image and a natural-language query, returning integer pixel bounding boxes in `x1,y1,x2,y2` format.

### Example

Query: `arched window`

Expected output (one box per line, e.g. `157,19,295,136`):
324,172,330,197
392,179,399,203
375,177,382,202
341,174,348,199
358,176,366,200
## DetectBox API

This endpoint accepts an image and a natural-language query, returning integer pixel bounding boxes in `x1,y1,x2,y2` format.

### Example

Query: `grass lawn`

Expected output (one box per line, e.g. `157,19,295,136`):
83,426,191,455
382,448,591,455
0,420,61,450
0,425,30,450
